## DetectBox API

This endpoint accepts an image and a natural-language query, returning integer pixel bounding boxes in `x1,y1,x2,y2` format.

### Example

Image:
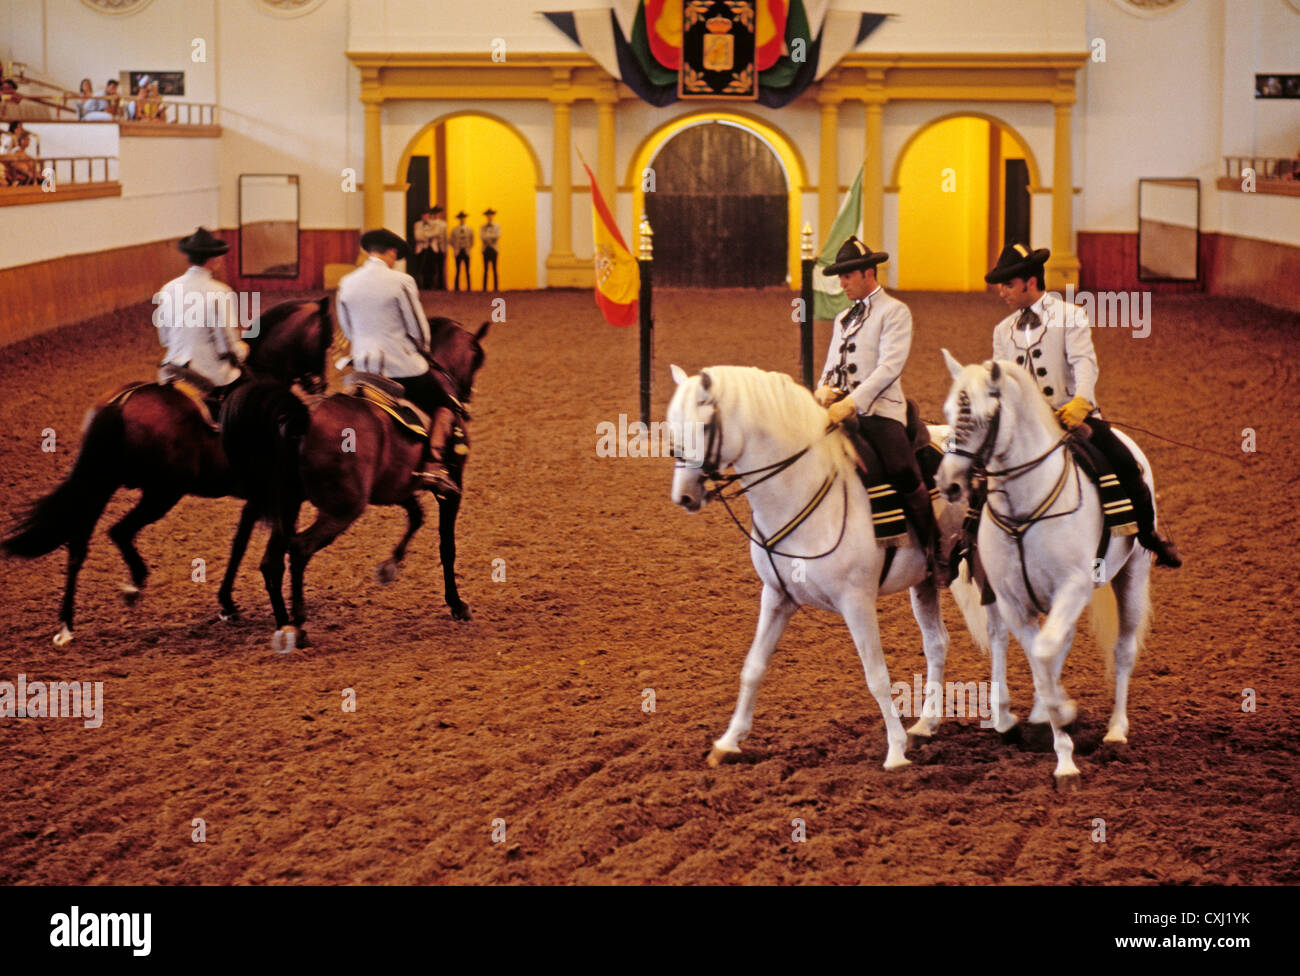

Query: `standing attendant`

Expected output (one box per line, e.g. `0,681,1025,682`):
480,208,500,291
153,228,247,413
335,228,457,495
412,207,437,290
815,237,946,585
984,243,1181,567
449,211,474,291
427,205,448,290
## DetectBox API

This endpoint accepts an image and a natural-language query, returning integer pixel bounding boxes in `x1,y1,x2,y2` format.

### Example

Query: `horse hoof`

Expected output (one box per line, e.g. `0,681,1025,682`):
449,601,472,621
1054,771,1082,793
706,745,739,767
218,605,241,623
1028,703,1050,724
52,625,74,647
884,755,912,771
120,583,141,606
1060,700,1079,727
376,561,398,585
1103,731,1129,746
271,627,298,654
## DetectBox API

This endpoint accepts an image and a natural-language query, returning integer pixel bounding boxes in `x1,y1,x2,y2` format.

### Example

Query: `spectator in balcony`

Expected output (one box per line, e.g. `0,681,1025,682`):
137,78,166,122
5,132,40,186
103,79,133,120
1,121,38,157
74,77,113,121
0,76,52,120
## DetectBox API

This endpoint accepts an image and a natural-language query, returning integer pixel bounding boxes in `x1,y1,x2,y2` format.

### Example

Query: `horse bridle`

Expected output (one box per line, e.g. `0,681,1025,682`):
944,384,1081,613
673,399,848,563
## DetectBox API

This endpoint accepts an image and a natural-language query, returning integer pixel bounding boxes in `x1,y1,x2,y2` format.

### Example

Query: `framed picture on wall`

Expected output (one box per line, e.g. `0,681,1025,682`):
120,70,185,96
1255,74,1300,99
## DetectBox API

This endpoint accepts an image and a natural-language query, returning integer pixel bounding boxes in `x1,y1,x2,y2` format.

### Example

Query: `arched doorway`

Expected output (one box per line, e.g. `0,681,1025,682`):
630,113,806,288
398,114,540,289
892,114,1039,291
644,121,786,287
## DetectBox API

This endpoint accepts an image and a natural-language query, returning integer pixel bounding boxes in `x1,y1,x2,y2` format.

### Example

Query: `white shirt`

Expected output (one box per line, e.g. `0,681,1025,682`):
992,291,1099,410
152,266,246,388
336,256,432,378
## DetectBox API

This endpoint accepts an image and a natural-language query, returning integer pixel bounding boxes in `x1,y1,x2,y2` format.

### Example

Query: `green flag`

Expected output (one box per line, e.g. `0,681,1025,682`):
812,163,864,321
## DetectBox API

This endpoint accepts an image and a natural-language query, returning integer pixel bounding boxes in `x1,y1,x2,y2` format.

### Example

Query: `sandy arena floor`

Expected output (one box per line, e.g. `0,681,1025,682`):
0,286,1296,884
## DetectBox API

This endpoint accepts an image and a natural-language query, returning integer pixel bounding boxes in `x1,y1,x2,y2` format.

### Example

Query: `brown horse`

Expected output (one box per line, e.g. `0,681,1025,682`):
222,317,487,649
2,298,332,646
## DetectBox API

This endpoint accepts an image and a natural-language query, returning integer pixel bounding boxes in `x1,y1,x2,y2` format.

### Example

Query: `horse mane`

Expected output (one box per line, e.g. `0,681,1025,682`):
704,365,856,472
996,359,1063,434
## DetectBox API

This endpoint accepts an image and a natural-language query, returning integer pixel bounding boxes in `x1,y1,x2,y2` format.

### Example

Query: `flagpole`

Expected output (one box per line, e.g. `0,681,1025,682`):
800,222,815,390
638,217,654,427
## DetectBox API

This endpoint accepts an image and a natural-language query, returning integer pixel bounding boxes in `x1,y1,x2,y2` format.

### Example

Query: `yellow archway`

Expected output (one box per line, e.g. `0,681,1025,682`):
627,111,809,287
889,111,1041,189
892,113,1039,291
396,112,543,289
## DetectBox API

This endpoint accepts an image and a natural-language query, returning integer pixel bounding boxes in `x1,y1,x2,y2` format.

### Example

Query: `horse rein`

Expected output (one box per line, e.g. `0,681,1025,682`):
675,411,850,597
946,391,1084,614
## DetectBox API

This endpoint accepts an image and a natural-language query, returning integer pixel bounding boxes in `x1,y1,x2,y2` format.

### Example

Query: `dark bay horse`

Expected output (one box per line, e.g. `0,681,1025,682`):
222,317,487,650
2,298,332,645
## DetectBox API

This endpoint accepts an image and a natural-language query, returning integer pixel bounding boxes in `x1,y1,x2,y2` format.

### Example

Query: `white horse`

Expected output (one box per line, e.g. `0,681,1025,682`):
666,364,989,771
934,351,1155,786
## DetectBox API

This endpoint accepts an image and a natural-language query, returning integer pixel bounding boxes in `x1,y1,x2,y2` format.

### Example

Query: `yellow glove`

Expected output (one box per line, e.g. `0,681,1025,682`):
1056,395,1093,429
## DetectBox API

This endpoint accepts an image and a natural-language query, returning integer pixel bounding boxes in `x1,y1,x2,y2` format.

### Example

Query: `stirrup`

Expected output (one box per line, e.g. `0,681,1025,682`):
413,467,459,497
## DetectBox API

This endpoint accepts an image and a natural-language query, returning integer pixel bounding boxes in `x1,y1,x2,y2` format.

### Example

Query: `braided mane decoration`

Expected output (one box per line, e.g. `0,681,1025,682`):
955,389,976,440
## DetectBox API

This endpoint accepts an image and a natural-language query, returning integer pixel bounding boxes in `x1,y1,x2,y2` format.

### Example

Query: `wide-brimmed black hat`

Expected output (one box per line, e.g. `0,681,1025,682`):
177,227,229,257
483,208,497,217
430,205,444,215
360,228,409,258
455,210,468,219
985,243,1050,284
824,236,888,275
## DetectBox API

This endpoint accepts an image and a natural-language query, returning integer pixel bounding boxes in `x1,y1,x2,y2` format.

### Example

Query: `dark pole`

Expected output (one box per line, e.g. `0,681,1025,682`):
800,222,816,390
639,217,654,427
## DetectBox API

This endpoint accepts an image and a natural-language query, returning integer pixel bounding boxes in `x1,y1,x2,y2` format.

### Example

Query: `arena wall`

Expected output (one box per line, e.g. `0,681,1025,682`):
3,0,1297,342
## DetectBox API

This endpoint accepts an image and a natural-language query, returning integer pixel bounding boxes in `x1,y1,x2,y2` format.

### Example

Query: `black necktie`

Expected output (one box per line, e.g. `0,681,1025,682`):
1017,307,1040,330
845,299,868,328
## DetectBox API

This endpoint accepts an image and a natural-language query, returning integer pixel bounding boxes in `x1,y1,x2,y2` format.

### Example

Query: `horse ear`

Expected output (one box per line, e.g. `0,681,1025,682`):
988,360,1002,382
476,321,490,341
700,370,712,394
318,295,330,314
941,348,963,379
670,363,688,386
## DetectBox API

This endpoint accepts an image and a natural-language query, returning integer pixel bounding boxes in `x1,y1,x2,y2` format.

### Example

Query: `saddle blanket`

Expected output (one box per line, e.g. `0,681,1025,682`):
343,373,429,439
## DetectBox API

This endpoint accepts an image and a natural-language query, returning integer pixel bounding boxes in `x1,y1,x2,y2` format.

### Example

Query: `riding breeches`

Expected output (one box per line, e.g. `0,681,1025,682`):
1081,417,1141,485
856,415,923,493
394,371,453,459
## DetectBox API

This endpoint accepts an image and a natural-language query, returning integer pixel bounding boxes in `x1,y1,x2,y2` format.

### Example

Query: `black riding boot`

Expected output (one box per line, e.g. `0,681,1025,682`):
1127,476,1182,568
1084,418,1182,568
900,482,948,587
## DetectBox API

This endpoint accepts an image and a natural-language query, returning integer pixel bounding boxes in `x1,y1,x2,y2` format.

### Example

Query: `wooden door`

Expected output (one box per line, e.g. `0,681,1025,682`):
644,123,787,287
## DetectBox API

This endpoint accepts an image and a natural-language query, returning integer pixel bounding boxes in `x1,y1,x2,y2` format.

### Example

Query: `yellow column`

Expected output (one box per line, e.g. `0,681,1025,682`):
596,87,617,203
1046,75,1081,290
361,69,384,231
818,91,840,241
863,98,884,250
546,73,589,285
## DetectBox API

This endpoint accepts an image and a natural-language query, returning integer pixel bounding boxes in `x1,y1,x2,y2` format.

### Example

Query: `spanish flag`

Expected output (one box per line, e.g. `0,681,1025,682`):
583,160,639,327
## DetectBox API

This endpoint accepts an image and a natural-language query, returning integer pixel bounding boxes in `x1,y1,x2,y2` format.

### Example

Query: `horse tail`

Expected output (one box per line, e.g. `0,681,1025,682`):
1089,583,1120,681
3,404,125,558
221,380,309,521
949,560,990,657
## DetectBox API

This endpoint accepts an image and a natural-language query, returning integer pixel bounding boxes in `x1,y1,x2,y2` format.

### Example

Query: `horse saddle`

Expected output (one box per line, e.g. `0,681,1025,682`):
157,364,219,429
343,372,430,439
1064,428,1139,539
